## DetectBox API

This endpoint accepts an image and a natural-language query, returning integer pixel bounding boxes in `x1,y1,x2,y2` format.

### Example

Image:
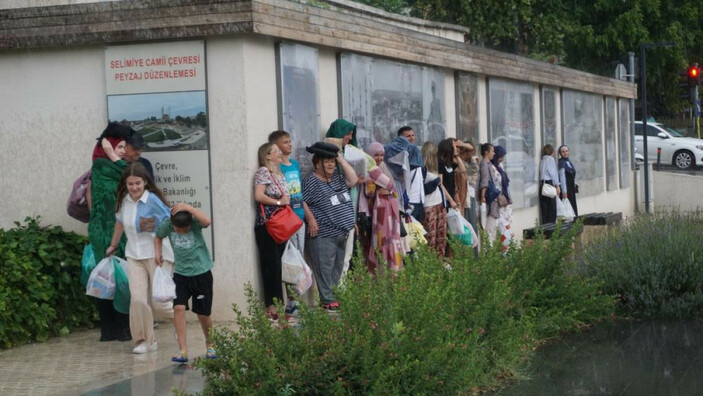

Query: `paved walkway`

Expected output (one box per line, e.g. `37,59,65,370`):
0,320,234,395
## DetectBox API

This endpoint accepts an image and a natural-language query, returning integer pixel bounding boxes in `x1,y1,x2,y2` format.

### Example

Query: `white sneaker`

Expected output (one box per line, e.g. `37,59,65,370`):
132,341,147,354
132,341,157,354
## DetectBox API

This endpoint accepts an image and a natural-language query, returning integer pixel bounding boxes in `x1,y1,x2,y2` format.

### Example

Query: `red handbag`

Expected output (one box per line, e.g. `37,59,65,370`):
261,204,303,244
260,171,303,244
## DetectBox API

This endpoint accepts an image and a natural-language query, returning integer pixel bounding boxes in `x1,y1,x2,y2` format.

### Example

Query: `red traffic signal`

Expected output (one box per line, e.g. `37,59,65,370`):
689,65,701,86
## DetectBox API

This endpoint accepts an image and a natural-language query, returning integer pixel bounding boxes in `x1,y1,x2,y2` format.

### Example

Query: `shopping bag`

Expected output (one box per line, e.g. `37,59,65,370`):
152,266,176,303
86,256,116,299
561,198,575,222
80,244,96,286
497,216,513,251
344,145,373,175
556,197,566,219
406,216,427,249
446,208,464,235
295,260,313,296
281,242,313,295
112,257,131,313
447,209,478,247
281,241,305,284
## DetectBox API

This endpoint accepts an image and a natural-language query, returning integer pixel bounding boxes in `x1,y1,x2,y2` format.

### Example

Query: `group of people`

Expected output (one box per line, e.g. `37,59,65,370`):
87,122,216,363
253,120,525,317
538,144,579,224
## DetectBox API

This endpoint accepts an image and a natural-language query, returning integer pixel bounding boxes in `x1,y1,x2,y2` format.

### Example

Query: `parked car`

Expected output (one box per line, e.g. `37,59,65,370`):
634,147,644,166
634,121,703,169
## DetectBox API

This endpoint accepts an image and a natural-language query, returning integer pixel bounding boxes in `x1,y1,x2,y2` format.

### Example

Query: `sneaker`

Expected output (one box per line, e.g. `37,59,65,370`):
133,341,158,354
206,348,218,359
148,341,158,352
322,301,339,311
172,351,189,363
132,341,147,354
284,301,300,319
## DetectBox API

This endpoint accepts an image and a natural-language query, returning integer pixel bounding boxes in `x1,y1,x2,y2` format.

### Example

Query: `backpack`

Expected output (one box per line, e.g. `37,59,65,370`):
67,170,91,223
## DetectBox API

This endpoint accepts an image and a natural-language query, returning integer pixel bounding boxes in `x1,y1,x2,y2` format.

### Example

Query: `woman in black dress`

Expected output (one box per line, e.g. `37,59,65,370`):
558,145,578,216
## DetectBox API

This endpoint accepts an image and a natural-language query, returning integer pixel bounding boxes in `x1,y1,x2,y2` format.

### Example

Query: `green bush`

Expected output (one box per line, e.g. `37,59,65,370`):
0,217,96,348
581,211,703,319
195,224,612,395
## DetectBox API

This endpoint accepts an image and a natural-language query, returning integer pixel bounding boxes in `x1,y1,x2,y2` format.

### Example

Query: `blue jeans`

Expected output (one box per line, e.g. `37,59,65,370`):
307,234,348,304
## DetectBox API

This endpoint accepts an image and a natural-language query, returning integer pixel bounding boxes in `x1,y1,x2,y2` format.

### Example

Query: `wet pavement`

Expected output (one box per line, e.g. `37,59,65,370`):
491,319,703,395
0,320,227,396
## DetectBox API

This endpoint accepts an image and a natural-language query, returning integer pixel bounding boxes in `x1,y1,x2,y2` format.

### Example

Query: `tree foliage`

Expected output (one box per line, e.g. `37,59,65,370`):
353,0,703,117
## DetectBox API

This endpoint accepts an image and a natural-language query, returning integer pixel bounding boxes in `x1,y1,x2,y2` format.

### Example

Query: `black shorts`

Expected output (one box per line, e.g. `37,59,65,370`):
173,270,213,316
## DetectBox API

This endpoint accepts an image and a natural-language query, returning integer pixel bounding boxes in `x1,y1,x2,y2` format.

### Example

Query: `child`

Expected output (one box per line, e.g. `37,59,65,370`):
154,202,215,363
106,162,174,354
268,130,314,318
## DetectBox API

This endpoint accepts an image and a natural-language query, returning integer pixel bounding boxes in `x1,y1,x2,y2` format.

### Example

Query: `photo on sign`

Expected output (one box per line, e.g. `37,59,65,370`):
108,91,208,151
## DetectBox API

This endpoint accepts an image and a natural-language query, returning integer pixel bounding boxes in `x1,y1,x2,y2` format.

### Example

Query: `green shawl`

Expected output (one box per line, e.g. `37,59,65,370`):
88,158,127,263
325,118,358,148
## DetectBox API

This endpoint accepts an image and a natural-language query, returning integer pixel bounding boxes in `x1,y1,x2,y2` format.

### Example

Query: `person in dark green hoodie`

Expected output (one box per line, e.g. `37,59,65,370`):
325,118,358,148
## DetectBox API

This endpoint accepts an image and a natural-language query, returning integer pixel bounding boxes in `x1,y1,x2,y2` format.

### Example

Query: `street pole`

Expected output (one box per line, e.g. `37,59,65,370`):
641,44,650,214
640,42,675,214
629,52,636,170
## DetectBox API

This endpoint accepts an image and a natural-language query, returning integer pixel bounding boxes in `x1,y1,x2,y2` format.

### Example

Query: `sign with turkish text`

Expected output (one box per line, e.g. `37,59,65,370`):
105,41,214,255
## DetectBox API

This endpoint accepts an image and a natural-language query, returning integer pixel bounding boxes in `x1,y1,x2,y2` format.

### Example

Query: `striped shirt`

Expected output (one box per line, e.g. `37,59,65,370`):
303,169,355,238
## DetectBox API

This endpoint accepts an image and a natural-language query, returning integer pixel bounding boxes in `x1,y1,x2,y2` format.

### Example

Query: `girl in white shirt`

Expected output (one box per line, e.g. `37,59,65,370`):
106,162,174,354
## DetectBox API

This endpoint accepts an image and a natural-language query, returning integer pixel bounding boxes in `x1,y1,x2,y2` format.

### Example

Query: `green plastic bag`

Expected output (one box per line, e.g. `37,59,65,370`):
113,257,131,314
80,244,96,286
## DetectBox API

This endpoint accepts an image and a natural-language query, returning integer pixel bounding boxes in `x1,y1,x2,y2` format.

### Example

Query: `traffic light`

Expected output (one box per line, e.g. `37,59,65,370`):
689,65,701,86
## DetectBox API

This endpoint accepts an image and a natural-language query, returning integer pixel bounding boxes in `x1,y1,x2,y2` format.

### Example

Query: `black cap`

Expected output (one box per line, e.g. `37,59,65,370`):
306,142,339,158
126,133,146,149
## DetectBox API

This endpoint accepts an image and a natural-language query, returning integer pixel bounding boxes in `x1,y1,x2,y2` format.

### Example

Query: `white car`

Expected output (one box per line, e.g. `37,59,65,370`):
634,121,703,169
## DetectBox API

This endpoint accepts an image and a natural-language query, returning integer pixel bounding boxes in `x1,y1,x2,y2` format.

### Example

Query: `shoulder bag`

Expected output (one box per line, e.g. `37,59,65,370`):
261,171,303,244
541,183,557,198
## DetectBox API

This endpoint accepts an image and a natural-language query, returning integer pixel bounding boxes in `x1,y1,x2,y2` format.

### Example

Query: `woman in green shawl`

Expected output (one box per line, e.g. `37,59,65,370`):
88,123,132,341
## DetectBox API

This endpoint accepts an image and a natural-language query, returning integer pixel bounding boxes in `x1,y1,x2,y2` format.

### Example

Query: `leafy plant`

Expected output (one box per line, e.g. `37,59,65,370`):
194,224,611,395
581,211,703,319
0,216,96,348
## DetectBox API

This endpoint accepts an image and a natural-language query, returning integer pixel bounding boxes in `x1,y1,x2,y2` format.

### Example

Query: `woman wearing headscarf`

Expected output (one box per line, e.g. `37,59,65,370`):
325,119,360,274
539,144,561,224
88,121,132,342
303,142,358,311
479,144,513,245
558,145,578,216
359,142,403,273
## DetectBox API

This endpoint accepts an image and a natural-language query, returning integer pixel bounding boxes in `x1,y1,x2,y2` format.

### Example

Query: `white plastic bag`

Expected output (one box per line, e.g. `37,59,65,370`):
561,198,575,222
152,266,177,303
446,208,465,235
344,145,370,176
497,216,513,251
86,256,116,299
281,242,313,295
447,209,479,248
556,197,566,219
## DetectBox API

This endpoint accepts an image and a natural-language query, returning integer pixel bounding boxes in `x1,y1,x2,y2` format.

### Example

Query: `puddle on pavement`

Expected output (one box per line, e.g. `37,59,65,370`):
490,319,703,395
81,362,205,396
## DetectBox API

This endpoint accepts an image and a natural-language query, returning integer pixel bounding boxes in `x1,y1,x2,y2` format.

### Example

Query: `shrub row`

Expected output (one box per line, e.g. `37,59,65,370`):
580,211,703,319
195,223,612,395
0,217,96,348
